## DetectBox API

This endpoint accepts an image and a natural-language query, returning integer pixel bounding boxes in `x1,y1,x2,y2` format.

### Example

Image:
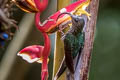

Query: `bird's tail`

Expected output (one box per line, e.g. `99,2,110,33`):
53,56,67,80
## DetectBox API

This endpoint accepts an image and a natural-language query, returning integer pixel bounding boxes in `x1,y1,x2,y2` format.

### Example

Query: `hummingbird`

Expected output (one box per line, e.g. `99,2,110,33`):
54,12,85,80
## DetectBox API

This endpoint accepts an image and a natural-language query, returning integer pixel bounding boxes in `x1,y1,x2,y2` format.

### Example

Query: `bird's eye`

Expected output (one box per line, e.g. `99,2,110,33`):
12,0,38,12
74,18,79,23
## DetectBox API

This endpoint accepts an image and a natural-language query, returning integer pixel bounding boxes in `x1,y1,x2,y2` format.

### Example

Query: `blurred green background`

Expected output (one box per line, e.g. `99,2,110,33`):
90,0,120,80
0,0,120,80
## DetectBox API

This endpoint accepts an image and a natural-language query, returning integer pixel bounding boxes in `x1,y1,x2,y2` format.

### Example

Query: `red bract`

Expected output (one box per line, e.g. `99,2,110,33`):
12,0,38,12
34,0,86,33
41,32,51,80
18,45,44,63
18,32,50,80
12,0,48,13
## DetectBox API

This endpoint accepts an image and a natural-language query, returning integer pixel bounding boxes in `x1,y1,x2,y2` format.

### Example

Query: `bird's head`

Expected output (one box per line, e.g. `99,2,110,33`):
57,12,85,30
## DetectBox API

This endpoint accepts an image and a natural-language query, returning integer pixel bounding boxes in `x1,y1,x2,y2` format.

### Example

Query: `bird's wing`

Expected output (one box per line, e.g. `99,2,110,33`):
63,33,75,74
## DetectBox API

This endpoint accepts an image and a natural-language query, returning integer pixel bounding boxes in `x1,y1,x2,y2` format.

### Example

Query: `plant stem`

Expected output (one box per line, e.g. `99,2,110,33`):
75,0,99,80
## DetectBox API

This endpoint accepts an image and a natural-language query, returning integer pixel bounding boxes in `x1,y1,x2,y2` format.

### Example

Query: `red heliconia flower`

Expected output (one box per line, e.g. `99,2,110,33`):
15,0,90,80
34,0,86,33
18,32,50,80
13,0,87,33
